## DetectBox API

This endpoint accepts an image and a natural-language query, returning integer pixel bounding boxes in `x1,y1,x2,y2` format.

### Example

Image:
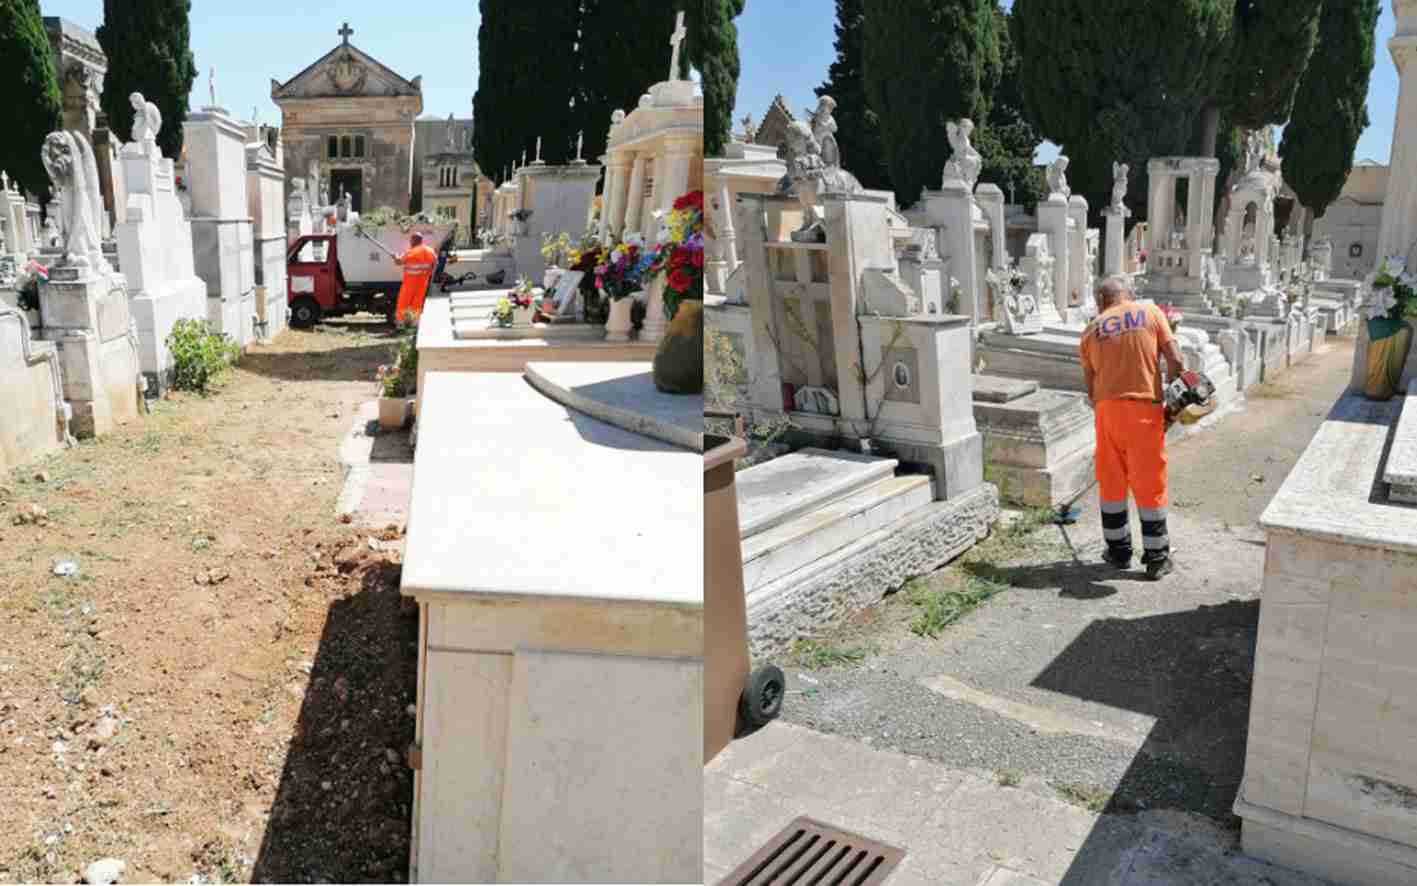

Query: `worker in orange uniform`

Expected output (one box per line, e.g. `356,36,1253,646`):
1079,276,1187,580
392,232,438,325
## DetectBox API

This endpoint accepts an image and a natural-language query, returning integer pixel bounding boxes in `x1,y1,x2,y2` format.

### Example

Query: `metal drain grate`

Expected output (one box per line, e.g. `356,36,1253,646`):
719,816,906,885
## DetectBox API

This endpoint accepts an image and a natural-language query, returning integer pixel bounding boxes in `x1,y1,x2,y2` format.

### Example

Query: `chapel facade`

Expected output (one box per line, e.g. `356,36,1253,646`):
271,23,423,213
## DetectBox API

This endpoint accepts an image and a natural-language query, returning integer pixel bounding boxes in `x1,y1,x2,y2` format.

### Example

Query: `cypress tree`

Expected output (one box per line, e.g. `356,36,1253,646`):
0,0,62,200
97,0,198,160
1012,0,1232,222
1204,0,1324,154
687,0,745,157
474,0,580,182
864,0,998,209
976,2,1043,210
815,0,890,191
575,0,682,169
1280,0,1382,219
472,0,503,181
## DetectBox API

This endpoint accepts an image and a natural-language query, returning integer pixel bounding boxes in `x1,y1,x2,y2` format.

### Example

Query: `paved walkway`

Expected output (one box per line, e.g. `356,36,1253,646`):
706,722,1330,885
706,339,1357,885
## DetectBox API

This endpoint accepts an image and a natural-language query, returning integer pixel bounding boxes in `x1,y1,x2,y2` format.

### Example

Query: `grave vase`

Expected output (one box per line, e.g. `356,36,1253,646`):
379,396,409,431
1361,317,1414,402
605,292,636,342
652,299,703,394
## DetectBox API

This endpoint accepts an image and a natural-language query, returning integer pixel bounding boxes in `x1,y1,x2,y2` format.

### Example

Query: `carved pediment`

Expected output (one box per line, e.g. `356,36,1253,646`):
272,43,421,101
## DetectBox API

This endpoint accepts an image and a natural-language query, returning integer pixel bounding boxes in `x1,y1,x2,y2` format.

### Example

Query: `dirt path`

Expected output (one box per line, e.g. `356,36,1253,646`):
0,321,419,884
768,340,1356,838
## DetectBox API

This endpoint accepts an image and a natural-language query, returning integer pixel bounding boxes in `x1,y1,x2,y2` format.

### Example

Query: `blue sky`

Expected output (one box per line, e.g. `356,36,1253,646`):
39,1,482,123
733,0,1402,166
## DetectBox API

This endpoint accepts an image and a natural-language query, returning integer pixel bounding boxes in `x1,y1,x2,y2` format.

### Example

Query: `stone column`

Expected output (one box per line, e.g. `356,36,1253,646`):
659,135,697,213
707,173,739,297
936,178,982,324
1068,195,1090,306
602,153,631,241
1147,168,1173,255
974,184,1007,270
1102,205,1130,275
1381,7,1417,262
624,154,648,236
1185,174,1206,278
1037,195,1071,321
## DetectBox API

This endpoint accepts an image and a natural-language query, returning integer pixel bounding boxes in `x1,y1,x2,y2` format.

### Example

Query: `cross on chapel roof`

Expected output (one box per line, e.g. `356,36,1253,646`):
668,11,686,81
338,22,353,45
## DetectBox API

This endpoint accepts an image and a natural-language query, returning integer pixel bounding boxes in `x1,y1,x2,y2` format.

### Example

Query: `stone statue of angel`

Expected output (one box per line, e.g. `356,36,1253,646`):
943,119,982,190
41,131,109,272
778,120,861,243
128,92,162,151
1111,162,1129,212
808,95,840,169
1046,155,1071,200
1245,130,1265,175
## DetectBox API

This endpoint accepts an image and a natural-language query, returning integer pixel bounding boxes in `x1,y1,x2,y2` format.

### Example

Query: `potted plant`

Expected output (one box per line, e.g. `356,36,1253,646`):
376,333,418,429
645,190,706,393
594,237,654,342
1361,258,1417,401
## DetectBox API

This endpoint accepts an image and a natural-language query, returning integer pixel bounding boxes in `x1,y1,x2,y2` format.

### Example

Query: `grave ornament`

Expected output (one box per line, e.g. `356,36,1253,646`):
778,121,861,243
809,95,840,170
1110,162,1129,213
128,92,162,151
943,118,981,190
1046,155,1071,201
41,131,109,272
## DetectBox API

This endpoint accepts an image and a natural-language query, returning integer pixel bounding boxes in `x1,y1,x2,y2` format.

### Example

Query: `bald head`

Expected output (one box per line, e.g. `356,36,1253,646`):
1097,275,1133,310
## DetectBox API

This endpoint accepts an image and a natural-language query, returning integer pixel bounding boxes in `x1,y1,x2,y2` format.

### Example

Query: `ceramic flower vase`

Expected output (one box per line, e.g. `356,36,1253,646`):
652,299,703,395
605,293,636,342
1362,317,1414,401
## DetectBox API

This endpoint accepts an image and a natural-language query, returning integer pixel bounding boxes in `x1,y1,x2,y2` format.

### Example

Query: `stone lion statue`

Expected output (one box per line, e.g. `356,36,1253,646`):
41,131,109,273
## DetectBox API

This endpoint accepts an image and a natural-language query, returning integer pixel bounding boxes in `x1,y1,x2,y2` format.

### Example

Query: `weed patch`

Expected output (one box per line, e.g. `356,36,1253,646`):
788,639,872,669
907,575,1012,638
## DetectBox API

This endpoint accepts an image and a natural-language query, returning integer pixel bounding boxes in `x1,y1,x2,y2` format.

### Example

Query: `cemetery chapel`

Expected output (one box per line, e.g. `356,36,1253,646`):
271,23,424,213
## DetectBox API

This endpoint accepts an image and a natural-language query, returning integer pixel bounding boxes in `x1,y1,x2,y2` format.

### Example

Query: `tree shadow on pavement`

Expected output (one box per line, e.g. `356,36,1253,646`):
964,559,1121,600
251,559,419,883
1031,600,1261,883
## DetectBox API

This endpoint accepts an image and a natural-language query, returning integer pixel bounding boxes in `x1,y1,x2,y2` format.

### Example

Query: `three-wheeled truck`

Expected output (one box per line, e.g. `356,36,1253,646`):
286,222,457,328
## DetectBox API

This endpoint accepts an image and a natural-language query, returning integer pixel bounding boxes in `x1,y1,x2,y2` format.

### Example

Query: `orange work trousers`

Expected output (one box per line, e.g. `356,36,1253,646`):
1095,399,1169,560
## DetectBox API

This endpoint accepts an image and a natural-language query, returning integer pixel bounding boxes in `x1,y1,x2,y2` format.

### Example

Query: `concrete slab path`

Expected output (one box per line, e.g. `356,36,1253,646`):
707,338,1359,885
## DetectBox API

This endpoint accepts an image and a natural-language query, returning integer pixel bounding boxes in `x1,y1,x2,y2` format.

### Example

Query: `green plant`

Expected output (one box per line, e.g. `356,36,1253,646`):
378,332,418,397
540,231,573,267
789,639,872,669
165,318,239,393
907,575,1011,638
0,0,62,201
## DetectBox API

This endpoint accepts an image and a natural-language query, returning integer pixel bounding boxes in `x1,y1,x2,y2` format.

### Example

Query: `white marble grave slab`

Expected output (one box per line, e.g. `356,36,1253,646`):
735,448,899,539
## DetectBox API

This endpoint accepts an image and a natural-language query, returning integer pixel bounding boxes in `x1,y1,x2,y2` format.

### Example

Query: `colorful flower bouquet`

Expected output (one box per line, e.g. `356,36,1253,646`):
593,238,655,302
647,190,705,319
494,277,536,327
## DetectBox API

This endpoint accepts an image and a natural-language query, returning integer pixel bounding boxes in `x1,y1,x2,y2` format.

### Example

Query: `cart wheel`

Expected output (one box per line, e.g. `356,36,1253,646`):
738,665,785,731
291,297,322,329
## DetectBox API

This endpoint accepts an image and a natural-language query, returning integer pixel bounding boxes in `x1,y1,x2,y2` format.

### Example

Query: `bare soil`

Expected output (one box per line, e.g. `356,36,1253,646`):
0,320,420,884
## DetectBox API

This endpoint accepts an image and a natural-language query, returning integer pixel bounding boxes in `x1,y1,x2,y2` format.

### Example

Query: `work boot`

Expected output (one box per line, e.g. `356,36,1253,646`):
1102,546,1132,569
1144,555,1173,581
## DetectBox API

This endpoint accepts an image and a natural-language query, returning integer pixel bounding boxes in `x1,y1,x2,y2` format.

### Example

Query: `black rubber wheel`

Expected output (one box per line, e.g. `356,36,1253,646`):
738,664,786,731
290,296,322,329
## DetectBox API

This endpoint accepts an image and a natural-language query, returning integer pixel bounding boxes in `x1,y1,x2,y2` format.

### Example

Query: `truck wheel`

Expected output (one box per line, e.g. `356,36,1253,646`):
737,665,785,732
291,297,322,329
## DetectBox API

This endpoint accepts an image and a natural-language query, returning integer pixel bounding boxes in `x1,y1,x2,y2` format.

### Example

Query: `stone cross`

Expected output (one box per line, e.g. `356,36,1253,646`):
576,131,583,161
521,150,526,168
339,22,354,45
535,136,542,163
208,67,216,108
1,171,8,193
668,11,687,81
